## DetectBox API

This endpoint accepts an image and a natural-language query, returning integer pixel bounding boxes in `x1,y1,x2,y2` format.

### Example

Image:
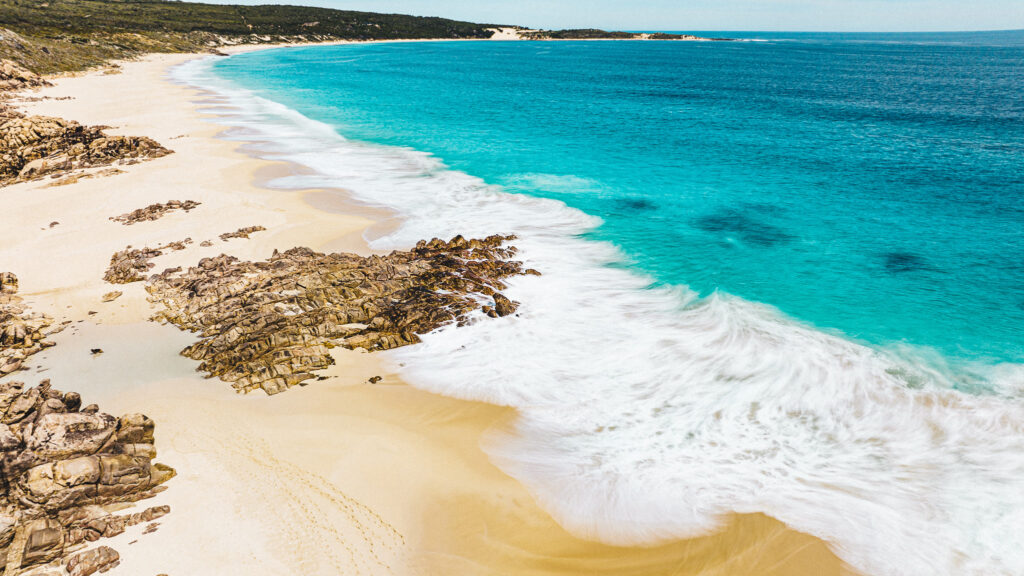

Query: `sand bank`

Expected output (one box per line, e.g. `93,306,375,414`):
0,52,855,575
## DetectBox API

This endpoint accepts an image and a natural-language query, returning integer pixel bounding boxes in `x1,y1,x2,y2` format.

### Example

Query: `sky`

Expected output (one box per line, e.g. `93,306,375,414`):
202,0,1024,32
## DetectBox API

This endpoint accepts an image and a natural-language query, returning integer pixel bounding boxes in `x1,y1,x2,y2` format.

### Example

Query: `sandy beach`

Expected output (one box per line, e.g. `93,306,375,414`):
0,50,856,575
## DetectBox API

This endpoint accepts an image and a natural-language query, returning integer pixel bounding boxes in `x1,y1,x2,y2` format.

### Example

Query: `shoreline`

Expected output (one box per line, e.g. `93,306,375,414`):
1,48,852,575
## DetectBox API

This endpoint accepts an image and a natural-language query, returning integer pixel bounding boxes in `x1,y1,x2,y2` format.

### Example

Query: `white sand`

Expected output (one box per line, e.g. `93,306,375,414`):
0,53,854,576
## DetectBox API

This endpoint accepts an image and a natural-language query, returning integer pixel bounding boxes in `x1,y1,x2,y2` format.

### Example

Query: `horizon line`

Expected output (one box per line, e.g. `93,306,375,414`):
610,27,1024,34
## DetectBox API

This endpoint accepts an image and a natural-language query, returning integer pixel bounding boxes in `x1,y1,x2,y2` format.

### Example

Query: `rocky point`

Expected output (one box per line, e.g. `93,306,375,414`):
147,235,535,394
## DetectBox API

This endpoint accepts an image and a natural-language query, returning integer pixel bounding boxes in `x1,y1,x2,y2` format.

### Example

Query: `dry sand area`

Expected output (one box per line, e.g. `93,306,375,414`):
0,51,857,575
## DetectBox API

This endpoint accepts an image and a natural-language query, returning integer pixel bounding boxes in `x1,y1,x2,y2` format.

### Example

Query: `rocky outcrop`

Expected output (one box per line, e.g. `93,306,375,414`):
0,273,61,377
63,546,119,576
218,225,265,242
0,116,171,187
0,274,17,296
0,59,171,189
0,61,46,123
103,239,191,285
102,247,163,286
110,200,200,226
0,61,49,95
0,380,173,574
148,235,532,395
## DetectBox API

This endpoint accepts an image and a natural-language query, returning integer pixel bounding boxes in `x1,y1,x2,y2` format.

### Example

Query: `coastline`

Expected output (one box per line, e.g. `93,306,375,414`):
0,49,853,575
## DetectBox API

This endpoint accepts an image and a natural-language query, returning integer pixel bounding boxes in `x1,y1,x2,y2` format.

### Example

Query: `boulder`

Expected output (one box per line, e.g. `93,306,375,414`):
0,272,17,295
22,517,64,566
65,545,119,576
109,200,201,225
492,293,518,317
27,413,117,460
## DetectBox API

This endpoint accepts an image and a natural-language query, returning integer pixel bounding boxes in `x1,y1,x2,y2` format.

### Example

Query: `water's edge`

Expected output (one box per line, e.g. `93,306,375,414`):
172,51,1024,576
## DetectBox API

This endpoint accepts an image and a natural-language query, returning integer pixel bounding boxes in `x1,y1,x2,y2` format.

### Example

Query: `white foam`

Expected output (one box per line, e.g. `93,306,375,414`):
173,56,1024,576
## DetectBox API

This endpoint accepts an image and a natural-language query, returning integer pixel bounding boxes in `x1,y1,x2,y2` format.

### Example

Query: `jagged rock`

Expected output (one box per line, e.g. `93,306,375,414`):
0,73,172,187
64,545,119,576
102,247,162,284
0,273,17,295
103,239,191,284
148,235,532,394
219,225,266,241
491,293,518,317
99,292,121,303
1,273,63,376
110,200,201,225
0,380,174,573
0,60,50,94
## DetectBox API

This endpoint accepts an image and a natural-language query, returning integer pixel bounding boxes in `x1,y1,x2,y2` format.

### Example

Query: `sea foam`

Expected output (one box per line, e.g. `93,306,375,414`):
173,57,1024,576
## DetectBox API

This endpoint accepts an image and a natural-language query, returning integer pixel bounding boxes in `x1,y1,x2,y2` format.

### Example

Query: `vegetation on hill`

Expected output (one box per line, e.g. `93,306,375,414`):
520,29,722,41
0,0,497,73
0,0,728,75
522,29,638,40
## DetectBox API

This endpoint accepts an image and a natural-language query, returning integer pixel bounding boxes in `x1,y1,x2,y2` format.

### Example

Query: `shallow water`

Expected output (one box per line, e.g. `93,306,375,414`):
175,34,1024,576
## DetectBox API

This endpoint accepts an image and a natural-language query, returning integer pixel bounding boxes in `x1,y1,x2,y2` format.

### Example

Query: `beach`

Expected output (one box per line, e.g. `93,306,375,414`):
0,50,855,575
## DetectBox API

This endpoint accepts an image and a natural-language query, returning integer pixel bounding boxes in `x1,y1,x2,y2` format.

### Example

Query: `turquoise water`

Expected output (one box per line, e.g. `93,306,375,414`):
187,35,1024,576
214,37,1024,368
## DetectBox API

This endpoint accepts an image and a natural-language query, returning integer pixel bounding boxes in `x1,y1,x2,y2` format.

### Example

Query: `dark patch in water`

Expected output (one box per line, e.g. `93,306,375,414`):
615,198,657,212
693,209,793,247
884,252,930,273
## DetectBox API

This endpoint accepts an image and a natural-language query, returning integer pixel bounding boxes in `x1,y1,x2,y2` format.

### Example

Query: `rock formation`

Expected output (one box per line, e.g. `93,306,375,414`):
103,239,191,285
98,293,121,304
0,380,174,574
218,225,265,241
0,273,61,377
0,61,49,95
148,235,533,394
0,116,171,187
0,59,171,188
102,247,164,286
63,545,119,576
110,200,201,226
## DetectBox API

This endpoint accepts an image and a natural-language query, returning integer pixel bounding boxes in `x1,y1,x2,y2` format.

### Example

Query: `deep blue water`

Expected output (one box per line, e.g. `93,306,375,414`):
212,34,1024,367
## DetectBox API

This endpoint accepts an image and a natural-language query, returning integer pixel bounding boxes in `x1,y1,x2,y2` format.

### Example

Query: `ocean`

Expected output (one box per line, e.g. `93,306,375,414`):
176,32,1024,576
